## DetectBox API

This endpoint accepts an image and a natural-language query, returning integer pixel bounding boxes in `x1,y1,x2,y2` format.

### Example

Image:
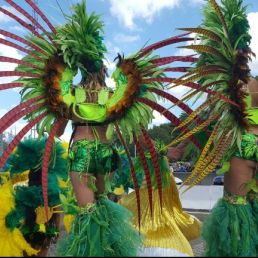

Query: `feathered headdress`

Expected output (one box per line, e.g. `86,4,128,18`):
168,0,254,190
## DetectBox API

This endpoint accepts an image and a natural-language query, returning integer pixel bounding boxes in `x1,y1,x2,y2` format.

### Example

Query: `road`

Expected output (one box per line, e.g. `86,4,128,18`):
189,211,208,257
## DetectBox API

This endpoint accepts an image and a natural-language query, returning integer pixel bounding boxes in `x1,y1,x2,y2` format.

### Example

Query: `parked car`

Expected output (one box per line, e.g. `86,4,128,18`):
213,175,224,185
175,177,183,185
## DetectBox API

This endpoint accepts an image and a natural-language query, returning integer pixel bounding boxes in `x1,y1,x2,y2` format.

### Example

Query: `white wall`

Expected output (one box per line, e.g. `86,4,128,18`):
178,185,224,210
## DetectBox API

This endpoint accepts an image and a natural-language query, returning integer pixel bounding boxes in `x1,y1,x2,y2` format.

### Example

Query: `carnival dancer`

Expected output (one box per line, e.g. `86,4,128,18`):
202,77,258,257
118,140,201,257
54,71,143,257
0,137,68,257
0,0,208,256
166,0,258,256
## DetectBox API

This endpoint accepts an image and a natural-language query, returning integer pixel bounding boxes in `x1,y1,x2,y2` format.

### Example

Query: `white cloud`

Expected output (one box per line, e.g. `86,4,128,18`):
0,108,8,116
105,41,121,58
189,0,204,4
11,25,26,33
169,85,191,100
175,33,200,56
151,110,169,127
60,122,72,143
0,6,16,23
103,58,116,71
114,33,140,43
248,12,258,76
105,77,116,89
109,0,180,30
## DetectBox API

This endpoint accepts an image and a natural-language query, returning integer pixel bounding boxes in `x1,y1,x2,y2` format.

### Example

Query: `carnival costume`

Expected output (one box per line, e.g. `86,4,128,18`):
164,0,258,256
117,144,201,257
0,0,210,256
0,138,68,256
4,0,256,256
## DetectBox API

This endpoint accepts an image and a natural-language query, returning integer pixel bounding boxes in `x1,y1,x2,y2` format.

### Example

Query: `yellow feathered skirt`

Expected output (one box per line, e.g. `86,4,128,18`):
119,174,201,257
0,181,38,257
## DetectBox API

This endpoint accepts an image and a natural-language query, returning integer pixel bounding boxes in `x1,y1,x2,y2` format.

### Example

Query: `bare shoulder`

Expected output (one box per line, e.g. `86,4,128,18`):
247,78,258,92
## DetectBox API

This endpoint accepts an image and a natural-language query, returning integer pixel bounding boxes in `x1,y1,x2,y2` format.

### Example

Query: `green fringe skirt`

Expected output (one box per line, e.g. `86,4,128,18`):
249,193,258,254
56,198,143,257
202,198,258,257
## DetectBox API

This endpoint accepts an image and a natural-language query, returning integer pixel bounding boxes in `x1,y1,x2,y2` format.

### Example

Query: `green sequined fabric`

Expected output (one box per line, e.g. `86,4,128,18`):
223,191,247,205
69,139,119,175
234,133,258,161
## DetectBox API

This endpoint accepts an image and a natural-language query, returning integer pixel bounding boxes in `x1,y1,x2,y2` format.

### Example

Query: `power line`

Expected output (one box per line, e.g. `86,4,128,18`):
0,134,3,156
55,0,66,18
32,0,39,32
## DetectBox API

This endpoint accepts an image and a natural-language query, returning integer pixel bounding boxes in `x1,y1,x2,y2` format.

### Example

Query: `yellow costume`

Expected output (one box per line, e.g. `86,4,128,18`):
0,181,38,257
120,174,201,257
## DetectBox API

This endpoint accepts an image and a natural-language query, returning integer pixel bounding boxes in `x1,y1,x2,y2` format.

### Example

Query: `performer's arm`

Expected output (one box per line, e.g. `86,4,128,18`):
248,77,258,107
167,139,190,161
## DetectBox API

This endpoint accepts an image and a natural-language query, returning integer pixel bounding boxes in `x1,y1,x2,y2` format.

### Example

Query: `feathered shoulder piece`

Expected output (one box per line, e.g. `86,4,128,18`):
168,0,255,190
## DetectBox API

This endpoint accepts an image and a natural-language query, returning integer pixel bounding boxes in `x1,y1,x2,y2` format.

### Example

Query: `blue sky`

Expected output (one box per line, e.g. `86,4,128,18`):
0,0,258,141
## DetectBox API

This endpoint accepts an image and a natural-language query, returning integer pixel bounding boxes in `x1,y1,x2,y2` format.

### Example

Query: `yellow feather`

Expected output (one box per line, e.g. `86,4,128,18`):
171,97,218,133
170,114,218,146
0,182,38,256
210,0,229,36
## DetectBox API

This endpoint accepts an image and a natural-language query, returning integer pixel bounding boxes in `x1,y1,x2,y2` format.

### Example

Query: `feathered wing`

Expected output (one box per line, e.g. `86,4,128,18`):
0,1,99,216
165,0,254,191
105,35,210,225
0,0,207,224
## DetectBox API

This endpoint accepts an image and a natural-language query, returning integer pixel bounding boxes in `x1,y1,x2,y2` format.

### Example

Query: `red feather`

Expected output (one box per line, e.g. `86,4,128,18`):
136,97,202,149
0,6,45,40
0,71,41,78
183,81,240,107
141,128,163,210
164,67,189,73
0,56,44,70
143,77,176,84
0,82,23,91
143,77,239,107
134,136,153,217
139,33,193,57
147,88,210,134
0,29,49,56
0,95,45,133
0,101,45,134
25,0,56,34
0,111,47,170
42,118,62,220
6,0,54,42
0,38,44,61
151,55,198,66
115,123,141,231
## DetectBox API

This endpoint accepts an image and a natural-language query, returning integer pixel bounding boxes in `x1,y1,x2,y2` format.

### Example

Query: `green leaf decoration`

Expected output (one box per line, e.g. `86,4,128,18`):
55,0,106,76
98,88,109,105
106,123,114,141
75,86,87,103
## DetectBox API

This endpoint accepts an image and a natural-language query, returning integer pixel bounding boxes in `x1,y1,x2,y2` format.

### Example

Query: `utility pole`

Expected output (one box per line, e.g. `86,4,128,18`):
0,133,3,156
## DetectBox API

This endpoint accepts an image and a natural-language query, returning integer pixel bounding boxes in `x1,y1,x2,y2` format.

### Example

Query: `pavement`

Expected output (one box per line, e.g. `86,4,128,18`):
188,211,208,257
